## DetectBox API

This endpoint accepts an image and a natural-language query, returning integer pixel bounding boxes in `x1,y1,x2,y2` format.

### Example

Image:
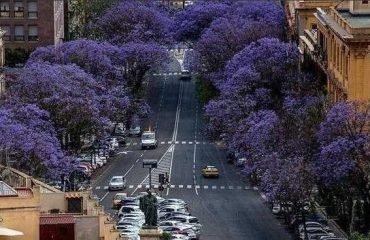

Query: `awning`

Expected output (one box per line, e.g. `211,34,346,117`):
0,227,24,236
40,215,75,225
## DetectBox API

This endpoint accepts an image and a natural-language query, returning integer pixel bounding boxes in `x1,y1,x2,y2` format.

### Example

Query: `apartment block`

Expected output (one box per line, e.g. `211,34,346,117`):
0,0,64,51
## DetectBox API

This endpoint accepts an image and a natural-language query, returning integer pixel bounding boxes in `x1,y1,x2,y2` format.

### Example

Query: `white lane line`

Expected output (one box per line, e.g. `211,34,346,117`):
140,153,144,157
187,185,192,189
126,143,131,146
212,186,217,189
170,185,175,189
145,185,150,189
179,185,184,189
195,185,200,189
229,186,234,190
253,186,258,190
237,186,242,190
95,186,101,190
168,141,172,144
129,185,134,189
133,143,138,146
100,192,109,201
220,186,225,190
204,185,209,189
161,142,165,144
136,159,139,163
137,185,142,189
193,142,198,195
195,141,200,145
154,185,158,189
189,141,193,144
175,141,179,144
103,186,108,190
245,186,250,190
182,141,186,144
123,164,135,177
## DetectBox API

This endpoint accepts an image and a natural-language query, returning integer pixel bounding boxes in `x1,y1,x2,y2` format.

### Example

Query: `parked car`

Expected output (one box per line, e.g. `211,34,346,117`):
118,205,141,218
161,226,198,240
160,199,187,208
201,166,219,178
141,131,158,149
121,197,139,206
129,126,142,136
159,205,188,215
166,216,201,229
171,234,190,240
108,176,126,190
112,193,128,209
159,221,200,233
300,228,334,240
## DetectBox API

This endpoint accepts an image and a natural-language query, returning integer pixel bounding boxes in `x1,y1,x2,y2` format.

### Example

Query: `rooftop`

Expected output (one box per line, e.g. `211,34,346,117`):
338,10,370,29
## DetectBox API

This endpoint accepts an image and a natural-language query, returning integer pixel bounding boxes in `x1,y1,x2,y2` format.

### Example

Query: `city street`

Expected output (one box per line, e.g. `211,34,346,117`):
91,53,292,240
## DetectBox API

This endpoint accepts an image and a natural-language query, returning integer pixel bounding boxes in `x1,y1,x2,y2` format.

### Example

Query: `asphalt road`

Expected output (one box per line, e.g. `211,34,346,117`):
92,52,292,240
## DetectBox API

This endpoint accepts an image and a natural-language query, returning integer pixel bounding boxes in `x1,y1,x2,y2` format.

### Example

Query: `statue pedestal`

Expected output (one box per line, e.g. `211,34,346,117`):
139,227,163,240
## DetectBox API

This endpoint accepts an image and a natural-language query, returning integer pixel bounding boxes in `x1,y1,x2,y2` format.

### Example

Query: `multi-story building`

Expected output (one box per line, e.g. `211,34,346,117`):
0,0,64,51
0,165,120,240
299,1,370,101
286,0,337,41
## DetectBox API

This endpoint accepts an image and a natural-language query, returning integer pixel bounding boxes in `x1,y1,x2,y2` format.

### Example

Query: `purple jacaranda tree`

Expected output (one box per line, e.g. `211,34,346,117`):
0,103,76,178
97,1,173,45
28,39,123,85
172,2,229,42
119,42,169,93
317,101,370,230
7,62,113,150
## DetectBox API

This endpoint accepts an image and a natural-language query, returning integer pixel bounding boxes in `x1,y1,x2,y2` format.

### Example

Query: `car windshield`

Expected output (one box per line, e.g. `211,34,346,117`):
142,133,155,139
111,177,123,183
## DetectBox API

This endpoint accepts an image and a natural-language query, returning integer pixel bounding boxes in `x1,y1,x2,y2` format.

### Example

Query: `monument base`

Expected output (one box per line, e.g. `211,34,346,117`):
139,227,163,240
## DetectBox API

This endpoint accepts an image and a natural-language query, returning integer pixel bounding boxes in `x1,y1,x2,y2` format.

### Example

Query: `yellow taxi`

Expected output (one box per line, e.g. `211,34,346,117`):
201,166,219,178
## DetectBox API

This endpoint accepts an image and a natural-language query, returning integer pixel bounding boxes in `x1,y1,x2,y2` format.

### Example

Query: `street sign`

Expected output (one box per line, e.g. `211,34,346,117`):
143,159,158,168
159,173,165,184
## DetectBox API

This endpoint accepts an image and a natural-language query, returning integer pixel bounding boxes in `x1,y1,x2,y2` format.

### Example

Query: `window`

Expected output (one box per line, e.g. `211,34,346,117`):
362,0,368,4
14,1,24,18
14,25,24,41
311,24,317,30
28,25,38,41
0,1,10,18
1,25,10,41
27,1,37,19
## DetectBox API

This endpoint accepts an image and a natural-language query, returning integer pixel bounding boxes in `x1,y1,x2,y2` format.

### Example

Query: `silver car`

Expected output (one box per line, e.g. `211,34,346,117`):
108,176,126,190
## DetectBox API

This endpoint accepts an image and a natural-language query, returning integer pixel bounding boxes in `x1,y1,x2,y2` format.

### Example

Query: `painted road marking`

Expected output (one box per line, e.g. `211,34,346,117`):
179,185,183,189
170,185,175,189
204,185,209,189
220,186,225,190
187,185,192,189
229,186,234,190
182,141,186,144
168,141,172,144
95,186,101,190
133,143,137,146
103,186,109,190
237,186,242,190
129,185,134,189
195,185,200,189
189,141,193,144
212,186,217,189
175,141,179,144
161,142,165,144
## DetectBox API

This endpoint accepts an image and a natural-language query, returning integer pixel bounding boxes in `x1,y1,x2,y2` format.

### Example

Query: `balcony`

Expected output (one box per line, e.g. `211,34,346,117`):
0,10,10,18
14,10,24,18
28,11,38,19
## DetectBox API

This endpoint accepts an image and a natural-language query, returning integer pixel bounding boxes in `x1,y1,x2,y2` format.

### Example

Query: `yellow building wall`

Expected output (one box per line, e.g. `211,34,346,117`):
348,51,370,100
0,187,40,240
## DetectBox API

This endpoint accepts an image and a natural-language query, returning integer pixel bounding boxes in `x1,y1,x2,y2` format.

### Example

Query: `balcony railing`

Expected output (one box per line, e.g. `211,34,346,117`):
28,11,38,19
14,35,24,41
0,11,10,17
28,35,38,41
14,10,24,18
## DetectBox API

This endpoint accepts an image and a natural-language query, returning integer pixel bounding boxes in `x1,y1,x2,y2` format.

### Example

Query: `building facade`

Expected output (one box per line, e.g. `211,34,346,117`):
0,0,64,51
0,165,121,240
0,28,4,97
299,1,370,101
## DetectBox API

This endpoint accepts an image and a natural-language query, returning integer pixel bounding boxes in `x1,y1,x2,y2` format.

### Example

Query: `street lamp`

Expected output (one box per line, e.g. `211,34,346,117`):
142,159,158,189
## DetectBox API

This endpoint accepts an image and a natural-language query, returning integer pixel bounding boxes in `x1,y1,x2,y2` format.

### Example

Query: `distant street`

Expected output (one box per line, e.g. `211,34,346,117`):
92,53,292,240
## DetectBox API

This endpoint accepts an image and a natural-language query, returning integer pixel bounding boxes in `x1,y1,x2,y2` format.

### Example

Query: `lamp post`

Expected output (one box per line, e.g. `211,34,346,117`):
142,159,158,189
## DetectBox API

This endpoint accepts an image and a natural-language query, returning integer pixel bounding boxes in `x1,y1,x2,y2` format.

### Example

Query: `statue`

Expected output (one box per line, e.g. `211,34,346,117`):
139,189,158,227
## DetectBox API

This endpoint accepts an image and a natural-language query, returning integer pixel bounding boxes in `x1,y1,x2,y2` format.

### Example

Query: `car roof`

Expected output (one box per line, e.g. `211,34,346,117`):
111,176,124,179
205,166,217,168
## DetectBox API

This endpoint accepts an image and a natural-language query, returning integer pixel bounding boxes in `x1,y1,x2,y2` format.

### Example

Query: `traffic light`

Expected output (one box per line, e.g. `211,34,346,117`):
159,173,165,184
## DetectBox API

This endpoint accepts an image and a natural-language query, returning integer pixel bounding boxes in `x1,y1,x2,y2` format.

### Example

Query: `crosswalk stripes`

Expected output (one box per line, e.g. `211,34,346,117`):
93,185,254,191
124,141,220,146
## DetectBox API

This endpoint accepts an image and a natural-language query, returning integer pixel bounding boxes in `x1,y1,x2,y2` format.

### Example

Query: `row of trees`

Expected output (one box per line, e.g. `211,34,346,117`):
1,1,172,179
176,0,370,235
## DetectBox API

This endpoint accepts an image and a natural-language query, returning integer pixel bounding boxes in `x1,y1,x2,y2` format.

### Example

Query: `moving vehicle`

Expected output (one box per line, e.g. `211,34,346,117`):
112,193,127,209
108,176,126,191
179,70,191,81
129,126,142,136
201,166,219,178
141,131,158,149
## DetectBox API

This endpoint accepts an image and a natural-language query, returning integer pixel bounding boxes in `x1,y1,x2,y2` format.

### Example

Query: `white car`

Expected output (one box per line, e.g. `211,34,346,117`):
141,131,158,149
118,205,142,218
129,126,142,136
108,176,126,190
160,199,187,208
